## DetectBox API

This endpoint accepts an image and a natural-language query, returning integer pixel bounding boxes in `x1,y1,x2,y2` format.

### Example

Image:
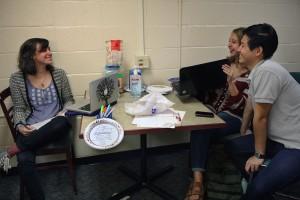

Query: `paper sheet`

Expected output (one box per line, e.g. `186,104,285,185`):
132,108,185,128
31,117,54,130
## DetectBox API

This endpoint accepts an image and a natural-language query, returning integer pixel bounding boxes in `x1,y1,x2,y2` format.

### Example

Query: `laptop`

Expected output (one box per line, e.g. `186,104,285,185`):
67,72,119,115
176,58,229,100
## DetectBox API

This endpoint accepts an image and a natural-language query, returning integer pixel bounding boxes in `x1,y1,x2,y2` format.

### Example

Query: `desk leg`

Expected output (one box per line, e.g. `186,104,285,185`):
109,134,177,200
141,133,147,182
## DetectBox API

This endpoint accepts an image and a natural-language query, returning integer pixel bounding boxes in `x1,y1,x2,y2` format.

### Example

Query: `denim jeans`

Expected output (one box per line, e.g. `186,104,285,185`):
16,116,71,200
225,134,300,200
190,111,241,171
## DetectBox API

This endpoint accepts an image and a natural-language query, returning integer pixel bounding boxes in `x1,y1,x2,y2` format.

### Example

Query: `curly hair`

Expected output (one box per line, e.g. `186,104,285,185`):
232,27,245,44
18,38,54,75
228,27,245,64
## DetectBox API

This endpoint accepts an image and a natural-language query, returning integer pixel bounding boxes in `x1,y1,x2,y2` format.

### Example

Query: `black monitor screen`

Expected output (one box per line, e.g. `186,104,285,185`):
179,58,229,101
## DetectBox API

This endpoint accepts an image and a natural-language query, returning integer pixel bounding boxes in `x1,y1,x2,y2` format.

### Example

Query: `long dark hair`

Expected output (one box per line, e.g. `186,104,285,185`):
18,38,54,75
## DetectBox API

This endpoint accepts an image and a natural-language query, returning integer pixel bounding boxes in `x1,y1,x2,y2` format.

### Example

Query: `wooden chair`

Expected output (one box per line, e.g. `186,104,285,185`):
0,87,77,200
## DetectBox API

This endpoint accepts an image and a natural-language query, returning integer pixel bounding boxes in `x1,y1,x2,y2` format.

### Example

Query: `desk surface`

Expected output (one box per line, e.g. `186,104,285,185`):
80,92,226,136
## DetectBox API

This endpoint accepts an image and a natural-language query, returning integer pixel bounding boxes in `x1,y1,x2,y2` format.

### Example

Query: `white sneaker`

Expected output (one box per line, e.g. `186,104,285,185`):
0,152,11,173
112,193,130,200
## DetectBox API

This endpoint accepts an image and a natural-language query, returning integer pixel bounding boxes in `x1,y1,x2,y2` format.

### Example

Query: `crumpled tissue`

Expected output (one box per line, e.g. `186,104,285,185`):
125,92,174,116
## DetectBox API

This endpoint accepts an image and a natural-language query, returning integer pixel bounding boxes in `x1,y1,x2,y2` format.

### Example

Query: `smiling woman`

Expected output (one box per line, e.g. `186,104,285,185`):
185,27,250,200
0,38,75,200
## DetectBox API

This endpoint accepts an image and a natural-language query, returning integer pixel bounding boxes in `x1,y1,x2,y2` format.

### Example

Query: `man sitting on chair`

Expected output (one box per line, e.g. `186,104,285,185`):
225,23,300,200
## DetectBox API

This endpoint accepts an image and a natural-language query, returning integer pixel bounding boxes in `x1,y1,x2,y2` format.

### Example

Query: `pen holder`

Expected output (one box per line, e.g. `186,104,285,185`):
96,112,113,119
106,112,113,119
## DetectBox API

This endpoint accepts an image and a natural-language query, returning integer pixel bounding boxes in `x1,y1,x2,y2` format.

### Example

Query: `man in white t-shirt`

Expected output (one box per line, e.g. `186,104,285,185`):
225,23,300,200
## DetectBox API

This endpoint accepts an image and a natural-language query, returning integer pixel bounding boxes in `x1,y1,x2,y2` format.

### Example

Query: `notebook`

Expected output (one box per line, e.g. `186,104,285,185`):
66,72,119,115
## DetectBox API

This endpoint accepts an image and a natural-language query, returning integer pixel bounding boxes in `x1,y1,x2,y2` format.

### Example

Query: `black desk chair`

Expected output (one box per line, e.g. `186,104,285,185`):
274,183,300,200
0,87,77,200
290,72,300,84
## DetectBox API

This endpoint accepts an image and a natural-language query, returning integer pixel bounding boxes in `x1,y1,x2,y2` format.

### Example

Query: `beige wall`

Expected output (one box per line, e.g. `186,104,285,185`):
1,0,300,160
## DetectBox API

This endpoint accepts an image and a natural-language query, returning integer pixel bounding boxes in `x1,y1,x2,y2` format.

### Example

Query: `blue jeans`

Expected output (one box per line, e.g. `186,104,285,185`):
17,116,71,200
225,134,300,200
190,111,241,171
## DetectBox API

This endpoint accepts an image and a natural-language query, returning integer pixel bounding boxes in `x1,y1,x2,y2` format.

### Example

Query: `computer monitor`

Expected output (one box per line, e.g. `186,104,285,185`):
178,58,229,101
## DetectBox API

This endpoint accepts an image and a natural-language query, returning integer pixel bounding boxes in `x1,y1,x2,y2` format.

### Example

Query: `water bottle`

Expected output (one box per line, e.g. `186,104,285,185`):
105,65,124,93
129,68,142,97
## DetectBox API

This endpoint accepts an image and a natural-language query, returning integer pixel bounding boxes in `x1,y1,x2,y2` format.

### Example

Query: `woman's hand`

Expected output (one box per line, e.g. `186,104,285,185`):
222,64,240,96
222,64,234,82
56,110,66,117
17,124,35,136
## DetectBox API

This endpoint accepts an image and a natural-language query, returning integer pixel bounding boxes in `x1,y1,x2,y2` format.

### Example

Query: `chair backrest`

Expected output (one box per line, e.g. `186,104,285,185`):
290,72,300,84
0,87,17,141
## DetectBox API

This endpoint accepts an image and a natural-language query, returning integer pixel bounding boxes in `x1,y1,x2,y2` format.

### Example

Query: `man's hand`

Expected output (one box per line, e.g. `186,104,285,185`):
18,124,35,136
245,155,264,173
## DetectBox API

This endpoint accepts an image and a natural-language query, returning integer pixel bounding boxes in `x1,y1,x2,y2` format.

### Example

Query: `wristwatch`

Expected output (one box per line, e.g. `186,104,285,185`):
254,152,265,159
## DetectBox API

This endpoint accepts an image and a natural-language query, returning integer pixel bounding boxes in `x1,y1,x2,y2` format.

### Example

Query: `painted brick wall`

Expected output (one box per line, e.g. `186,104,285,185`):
0,0,299,158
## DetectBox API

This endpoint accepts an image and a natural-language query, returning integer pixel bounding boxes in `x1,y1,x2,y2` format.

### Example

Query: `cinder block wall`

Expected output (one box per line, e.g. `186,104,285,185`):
0,0,299,159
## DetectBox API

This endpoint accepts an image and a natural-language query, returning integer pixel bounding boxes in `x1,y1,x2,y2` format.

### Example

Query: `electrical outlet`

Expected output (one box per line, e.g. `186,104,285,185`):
135,55,150,68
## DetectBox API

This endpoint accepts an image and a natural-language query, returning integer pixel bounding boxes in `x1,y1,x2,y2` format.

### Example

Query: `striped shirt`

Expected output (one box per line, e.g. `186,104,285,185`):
206,72,250,120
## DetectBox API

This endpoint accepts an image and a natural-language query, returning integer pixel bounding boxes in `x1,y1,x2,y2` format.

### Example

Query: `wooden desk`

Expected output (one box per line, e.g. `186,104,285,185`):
80,92,226,200
80,92,225,135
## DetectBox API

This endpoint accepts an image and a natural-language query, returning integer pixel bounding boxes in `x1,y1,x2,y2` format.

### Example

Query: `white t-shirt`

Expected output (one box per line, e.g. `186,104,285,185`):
249,59,300,149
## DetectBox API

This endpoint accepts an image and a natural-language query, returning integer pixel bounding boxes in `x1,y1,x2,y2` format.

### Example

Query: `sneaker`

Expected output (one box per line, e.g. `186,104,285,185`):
112,193,130,200
0,151,11,173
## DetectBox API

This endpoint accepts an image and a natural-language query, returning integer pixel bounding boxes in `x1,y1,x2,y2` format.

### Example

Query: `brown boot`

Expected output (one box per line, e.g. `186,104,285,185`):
185,181,204,200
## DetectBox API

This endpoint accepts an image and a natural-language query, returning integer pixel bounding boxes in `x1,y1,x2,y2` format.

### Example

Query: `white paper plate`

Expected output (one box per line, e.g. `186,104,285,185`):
146,85,172,94
84,118,124,150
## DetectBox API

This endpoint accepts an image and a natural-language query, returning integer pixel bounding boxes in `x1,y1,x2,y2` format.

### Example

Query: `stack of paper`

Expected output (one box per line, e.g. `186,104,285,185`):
132,108,185,128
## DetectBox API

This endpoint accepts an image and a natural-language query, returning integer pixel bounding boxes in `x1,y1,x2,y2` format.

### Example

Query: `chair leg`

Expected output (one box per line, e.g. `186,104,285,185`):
66,145,77,194
20,178,25,200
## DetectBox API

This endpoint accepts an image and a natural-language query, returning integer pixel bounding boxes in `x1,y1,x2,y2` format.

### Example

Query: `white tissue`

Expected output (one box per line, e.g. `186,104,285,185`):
125,92,174,116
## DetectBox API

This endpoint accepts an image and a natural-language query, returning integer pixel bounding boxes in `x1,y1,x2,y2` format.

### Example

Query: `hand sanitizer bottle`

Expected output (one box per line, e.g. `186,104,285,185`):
129,68,142,97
